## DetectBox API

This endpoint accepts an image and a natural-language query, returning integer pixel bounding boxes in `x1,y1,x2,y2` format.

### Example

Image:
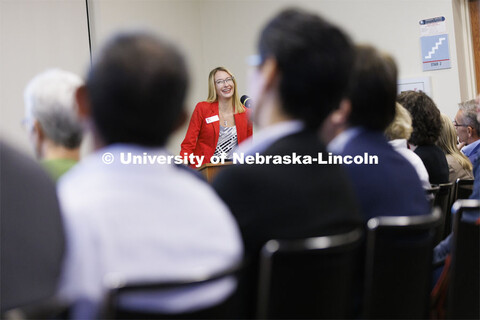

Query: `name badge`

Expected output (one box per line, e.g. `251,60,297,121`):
206,115,219,124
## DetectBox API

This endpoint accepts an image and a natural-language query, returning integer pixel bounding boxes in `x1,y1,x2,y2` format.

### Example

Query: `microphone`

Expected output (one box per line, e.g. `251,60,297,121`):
240,95,252,108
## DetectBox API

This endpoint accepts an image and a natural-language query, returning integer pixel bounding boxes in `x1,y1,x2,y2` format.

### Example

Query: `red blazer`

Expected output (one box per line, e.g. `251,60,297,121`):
180,101,253,167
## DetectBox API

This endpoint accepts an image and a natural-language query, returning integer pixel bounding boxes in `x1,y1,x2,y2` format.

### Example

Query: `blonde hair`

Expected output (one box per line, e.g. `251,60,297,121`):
385,103,413,140
437,113,472,171
206,67,244,114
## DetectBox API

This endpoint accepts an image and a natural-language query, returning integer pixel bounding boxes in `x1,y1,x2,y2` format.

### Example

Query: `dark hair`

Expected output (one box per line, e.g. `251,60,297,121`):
258,8,354,129
348,45,397,131
397,90,442,146
86,32,188,146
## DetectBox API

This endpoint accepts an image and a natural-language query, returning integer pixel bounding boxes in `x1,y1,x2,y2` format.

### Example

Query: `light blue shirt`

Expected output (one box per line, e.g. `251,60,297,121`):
461,138,480,162
327,127,363,155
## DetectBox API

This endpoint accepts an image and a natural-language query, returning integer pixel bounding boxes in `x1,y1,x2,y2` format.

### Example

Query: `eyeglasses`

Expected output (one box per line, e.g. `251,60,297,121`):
215,77,234,86
453,120,469,128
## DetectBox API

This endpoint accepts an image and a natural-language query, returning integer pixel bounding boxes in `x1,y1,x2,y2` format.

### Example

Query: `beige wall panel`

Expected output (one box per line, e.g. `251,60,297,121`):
1,0,474,156
0,0,90,155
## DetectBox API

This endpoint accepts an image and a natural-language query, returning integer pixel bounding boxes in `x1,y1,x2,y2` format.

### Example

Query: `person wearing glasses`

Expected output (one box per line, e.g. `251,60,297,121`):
454,99,480,164
180,67,253,167
433,97,480,291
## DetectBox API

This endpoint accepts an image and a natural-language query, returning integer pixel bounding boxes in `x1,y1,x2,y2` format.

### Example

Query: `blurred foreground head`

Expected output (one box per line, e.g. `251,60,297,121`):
320,45,398,143
348,45,398,131
79,31,189,147
251,8,354,129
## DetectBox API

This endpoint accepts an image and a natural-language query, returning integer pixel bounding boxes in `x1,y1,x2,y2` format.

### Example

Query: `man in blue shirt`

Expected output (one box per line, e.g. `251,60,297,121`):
454,99,480,164
322,45,429,221
433,96,480,266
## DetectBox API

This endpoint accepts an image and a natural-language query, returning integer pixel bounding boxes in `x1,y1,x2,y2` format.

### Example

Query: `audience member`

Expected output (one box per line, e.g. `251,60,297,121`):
323,45,429,221
213,8,361,317
23,69,83,181
385,102,431,190
56,31,243,319
397,90,449,184
437,113,473,183
455,99,480,164
433,96,480,283
0,141,65,314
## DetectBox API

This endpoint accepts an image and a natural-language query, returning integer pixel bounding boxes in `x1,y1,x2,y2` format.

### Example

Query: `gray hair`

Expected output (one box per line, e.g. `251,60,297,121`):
24,69,83,148
458,99,480,135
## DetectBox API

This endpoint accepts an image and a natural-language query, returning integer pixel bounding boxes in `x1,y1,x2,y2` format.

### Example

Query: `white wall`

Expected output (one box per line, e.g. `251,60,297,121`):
87,0,205,155
452,0,477,101
308,0,463,116
0,0,90,155
0,0,475,156
197,0,470,119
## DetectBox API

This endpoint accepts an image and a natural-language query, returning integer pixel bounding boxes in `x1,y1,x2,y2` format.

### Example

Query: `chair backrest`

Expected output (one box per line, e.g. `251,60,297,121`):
1,298,69,320
446,179,474,236
363,209,441,319
447,199,480,319
453,179,474,203
256,228,363,319
432,182,454,244
425,185,440,207
103,262,242,319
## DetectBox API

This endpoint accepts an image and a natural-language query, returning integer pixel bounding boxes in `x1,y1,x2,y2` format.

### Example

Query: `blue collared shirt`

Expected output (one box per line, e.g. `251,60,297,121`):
327,127,363,155
461,138,480,163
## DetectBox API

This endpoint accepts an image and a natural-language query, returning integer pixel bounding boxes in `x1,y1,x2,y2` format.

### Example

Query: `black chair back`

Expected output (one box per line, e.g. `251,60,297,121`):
363,209,441,319
256,228,363,319
453,179,474,202
103,262,241,319
425,185,440,207
1,298,69,320
432,182,454,244
445,179,474,236
447,199,480,319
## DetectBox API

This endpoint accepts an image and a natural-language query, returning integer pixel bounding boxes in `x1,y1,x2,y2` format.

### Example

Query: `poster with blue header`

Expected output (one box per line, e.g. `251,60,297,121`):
420,16,451,71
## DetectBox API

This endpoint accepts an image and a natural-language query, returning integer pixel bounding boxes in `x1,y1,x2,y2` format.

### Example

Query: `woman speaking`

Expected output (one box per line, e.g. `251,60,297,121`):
181,67,253,167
